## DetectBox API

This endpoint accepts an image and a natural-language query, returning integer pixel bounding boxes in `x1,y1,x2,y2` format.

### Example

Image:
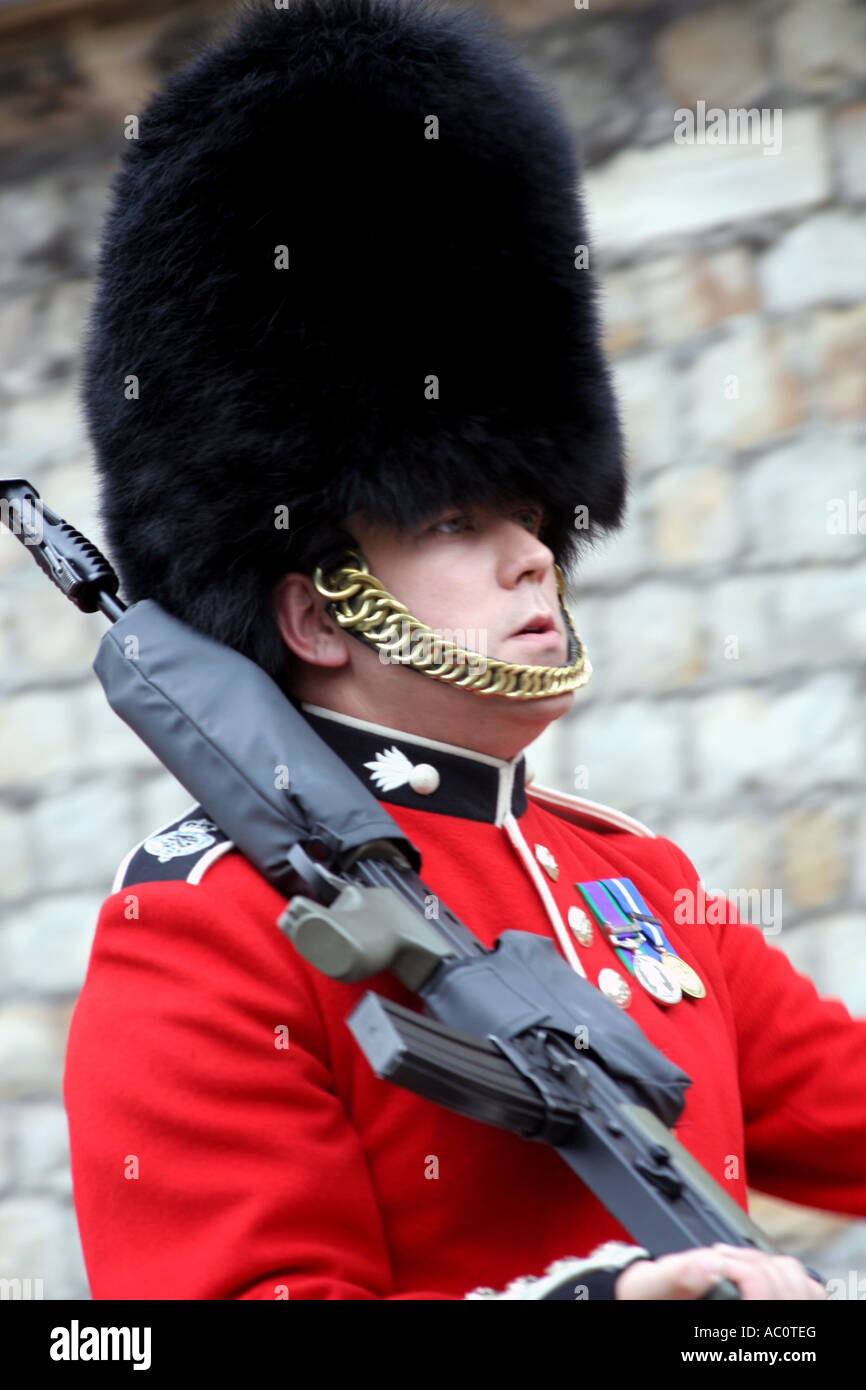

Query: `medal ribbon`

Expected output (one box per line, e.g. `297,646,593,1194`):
600,876,706,1001
577,877,704,1005
574,880,644,975
598,878,682,961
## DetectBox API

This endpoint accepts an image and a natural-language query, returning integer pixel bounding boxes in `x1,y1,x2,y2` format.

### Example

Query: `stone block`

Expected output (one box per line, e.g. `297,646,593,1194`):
832,101,866,199
661,812,775,898
571,510,649,589
0,1195,87,1298
0,690,80,788
72,681,166,778
11,1103,74,1197
0,523,29,577
611,351,680,472
775,0,866,93
1,389,87,475
702,573,775,680
779,807,847,913
656,2,766,110
692,675,862,800
759,211,866,314
534,695,687,808
586,580,705,696
31,779,135,893
648,464,739,567
0,1003,68,1100
68,16,164,120
777,912,866,1017
584,109,830,259
813,305,866,420
643,247,757,346
739,432,866,563
0,280,93,398
0,181,67,295
0,803,36,902
685,318,805,453
534,16,645,163
0,294,40,396
1,891,99,994
599,266,644,357
6,577,103,688
773,561,866,670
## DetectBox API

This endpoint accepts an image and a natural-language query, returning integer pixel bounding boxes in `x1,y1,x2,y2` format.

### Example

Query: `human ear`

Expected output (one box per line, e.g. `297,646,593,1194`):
272,573,349,669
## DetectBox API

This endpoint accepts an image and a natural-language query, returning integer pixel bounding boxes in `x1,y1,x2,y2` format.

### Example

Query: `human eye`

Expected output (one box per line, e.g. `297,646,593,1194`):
514,505,544,533
430,511,470,535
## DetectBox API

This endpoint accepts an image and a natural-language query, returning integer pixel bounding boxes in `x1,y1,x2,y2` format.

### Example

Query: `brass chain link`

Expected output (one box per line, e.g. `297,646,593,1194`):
312,550,592,700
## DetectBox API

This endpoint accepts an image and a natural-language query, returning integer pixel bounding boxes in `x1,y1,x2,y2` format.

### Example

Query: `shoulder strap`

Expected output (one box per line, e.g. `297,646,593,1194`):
113,804,234,891
526,782,655,838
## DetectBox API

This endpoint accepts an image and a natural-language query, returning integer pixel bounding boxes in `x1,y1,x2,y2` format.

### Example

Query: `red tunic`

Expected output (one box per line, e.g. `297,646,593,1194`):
63,708,866,1300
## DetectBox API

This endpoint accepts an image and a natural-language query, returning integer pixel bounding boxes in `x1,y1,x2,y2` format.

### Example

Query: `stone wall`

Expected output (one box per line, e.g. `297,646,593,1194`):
518,0,866,1283
0,0,864,1299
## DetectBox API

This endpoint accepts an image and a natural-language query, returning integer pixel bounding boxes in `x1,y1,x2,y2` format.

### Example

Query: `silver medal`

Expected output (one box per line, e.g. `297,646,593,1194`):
633,951,682,1006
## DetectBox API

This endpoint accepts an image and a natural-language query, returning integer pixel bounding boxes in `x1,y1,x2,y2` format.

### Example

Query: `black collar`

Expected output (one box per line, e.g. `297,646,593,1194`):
300,703,528,825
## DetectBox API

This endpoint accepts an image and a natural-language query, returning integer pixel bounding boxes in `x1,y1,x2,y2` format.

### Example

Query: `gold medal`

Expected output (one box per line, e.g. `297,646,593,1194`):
660,951,706,999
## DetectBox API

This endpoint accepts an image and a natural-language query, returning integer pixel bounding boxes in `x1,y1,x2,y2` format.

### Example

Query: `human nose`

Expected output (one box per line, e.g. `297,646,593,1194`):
495,516,556,589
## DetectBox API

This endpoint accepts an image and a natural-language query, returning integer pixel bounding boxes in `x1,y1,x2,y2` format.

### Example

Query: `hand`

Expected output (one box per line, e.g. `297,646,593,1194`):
615,1244,827,1301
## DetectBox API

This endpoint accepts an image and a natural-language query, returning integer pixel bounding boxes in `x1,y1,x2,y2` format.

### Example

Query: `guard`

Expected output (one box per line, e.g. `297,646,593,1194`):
64,0,856,1301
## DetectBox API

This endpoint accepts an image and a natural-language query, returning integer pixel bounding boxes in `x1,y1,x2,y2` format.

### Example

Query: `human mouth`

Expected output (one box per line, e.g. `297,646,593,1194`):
509,611,556,638
507,611,564,651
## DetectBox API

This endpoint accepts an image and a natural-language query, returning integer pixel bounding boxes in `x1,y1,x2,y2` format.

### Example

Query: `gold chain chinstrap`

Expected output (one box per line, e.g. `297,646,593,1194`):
312,550,593,700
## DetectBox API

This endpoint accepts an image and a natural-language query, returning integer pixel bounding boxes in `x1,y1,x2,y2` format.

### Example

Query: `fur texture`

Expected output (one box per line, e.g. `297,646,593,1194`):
81,0,627,686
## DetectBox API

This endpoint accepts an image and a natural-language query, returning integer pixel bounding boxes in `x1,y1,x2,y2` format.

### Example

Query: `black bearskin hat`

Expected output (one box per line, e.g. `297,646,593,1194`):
81,0,627,689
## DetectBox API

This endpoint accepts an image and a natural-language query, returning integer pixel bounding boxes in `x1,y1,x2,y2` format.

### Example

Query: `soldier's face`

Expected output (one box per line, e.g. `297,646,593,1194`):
348,500,569,669
274,498,576,757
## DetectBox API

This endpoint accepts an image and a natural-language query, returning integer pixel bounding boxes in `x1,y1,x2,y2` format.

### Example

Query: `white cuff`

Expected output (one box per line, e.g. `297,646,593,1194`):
463,1241,651,1300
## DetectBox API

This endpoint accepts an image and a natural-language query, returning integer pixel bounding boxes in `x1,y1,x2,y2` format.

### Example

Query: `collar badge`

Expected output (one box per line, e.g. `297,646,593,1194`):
365,745,441,796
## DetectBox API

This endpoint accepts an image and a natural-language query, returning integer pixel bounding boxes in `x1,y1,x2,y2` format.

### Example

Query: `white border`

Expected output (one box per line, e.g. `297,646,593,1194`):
501,813,587,978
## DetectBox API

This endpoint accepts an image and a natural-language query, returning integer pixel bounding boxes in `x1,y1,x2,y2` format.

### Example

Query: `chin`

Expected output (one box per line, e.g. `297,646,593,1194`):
545,690,576,719
532,689,574,714
495,688,575,719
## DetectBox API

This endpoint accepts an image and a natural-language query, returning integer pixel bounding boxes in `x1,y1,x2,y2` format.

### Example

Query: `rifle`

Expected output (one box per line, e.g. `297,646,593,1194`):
2,478,792,1300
